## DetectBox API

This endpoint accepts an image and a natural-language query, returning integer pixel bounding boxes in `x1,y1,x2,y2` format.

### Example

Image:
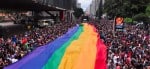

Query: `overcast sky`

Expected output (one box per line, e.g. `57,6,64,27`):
78,0,92,11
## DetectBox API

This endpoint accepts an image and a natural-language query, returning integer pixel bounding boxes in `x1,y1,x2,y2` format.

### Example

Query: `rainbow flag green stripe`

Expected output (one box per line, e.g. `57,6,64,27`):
42,25,83,69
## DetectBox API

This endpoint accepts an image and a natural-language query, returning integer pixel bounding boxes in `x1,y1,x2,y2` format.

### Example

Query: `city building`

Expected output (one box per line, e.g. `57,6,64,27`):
86,0,105,18
0,0,78,23
36,0,77,10
77,3,81,8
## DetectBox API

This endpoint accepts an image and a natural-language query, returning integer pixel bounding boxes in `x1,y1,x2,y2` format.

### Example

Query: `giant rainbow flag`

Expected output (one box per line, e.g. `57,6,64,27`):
4,23,107,69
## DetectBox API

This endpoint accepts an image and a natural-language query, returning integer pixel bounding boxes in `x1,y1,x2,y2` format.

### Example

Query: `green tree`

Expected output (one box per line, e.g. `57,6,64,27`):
146,4,150,17
103,0,150,19
133,13,149,22
124,17,133,23
104,0,127,18
73,8,84,19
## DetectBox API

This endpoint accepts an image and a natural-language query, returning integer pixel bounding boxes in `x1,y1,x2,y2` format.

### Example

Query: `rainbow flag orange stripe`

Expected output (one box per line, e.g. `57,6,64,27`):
4,23,107,69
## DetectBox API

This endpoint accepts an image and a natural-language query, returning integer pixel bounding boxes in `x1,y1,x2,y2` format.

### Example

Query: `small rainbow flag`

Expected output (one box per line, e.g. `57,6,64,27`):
4,23,107,69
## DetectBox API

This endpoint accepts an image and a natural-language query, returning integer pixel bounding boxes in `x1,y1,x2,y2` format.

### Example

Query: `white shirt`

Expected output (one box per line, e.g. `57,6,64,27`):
11,58,18,63
113,55,119,64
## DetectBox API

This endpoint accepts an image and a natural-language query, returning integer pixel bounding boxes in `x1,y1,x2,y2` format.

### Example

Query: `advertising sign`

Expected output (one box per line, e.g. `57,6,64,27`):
115,17,124,29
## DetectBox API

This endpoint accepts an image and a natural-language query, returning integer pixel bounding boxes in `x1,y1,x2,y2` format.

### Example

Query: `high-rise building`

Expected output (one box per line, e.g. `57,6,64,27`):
88,0,97,16
77,3,81,8
72,0,78,9
86,0,105,17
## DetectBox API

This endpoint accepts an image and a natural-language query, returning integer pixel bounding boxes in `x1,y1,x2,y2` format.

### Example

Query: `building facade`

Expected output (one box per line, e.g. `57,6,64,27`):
86,0,105,17
36,0,77,10
77,3,81,8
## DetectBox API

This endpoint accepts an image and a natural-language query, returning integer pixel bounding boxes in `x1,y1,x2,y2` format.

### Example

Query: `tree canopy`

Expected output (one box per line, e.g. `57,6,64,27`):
103,0,150,19
73,8,84,19
146,4,150,16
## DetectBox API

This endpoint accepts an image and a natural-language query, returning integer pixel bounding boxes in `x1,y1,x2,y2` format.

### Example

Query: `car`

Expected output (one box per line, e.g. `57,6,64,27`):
81,15,89,23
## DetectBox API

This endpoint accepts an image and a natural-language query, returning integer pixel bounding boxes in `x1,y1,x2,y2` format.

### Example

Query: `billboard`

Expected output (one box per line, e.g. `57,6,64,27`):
115,17,124,29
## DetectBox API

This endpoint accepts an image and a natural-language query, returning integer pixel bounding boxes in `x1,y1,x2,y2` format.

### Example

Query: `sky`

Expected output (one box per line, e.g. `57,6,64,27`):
78,0,92,11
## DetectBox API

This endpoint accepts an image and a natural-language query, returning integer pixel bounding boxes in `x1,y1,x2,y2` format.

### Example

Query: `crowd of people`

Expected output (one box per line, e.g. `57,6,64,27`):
93,19,150,69
0,19,150,69
0,22,77,69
